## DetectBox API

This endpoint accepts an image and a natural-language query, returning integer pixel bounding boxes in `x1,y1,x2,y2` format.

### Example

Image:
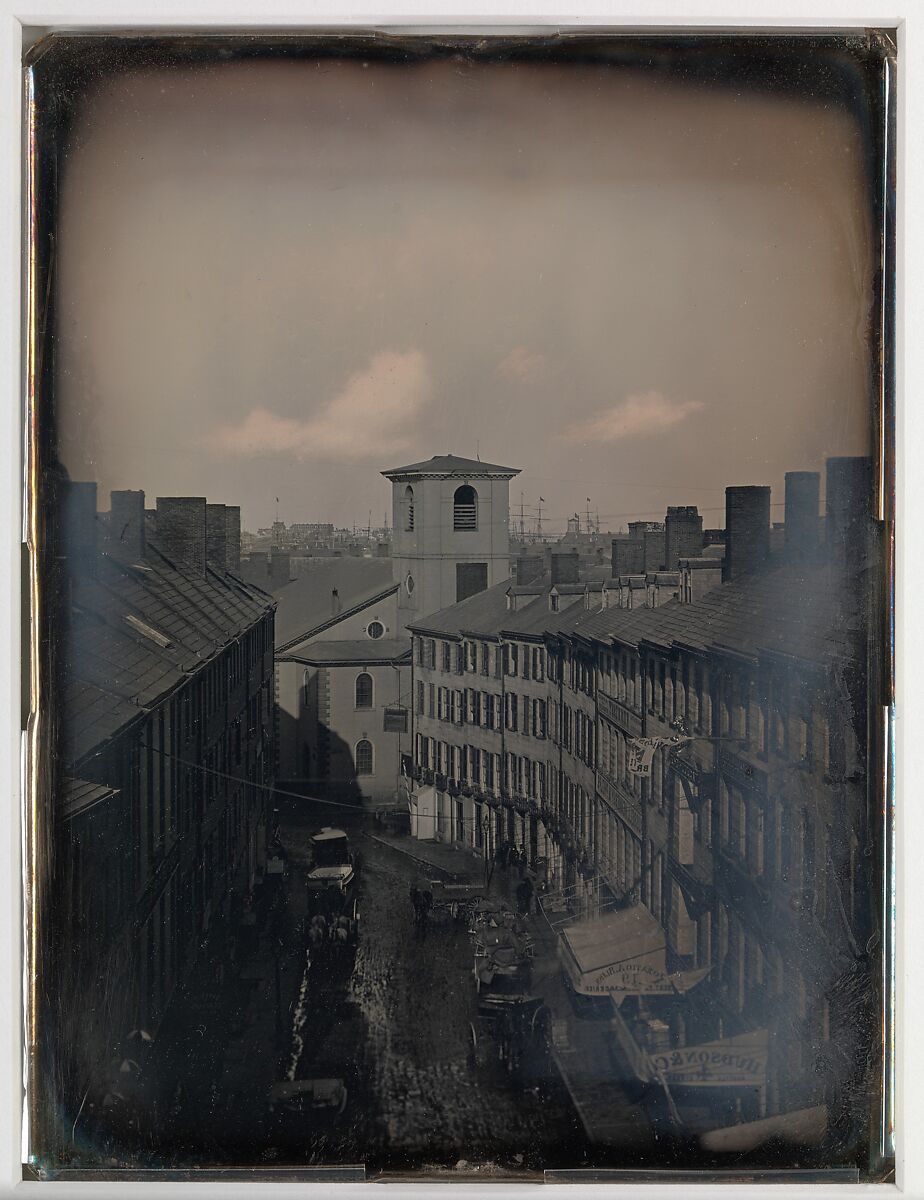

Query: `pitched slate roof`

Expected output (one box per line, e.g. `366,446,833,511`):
402,561,860,669
381,453,519,478
580,564,855,666
273,558,396,651
407,580,512,639
62,545,274,769
501,595,590,640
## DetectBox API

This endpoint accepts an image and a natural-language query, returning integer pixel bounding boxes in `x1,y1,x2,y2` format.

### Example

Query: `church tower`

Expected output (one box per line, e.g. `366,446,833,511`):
381,454,520,628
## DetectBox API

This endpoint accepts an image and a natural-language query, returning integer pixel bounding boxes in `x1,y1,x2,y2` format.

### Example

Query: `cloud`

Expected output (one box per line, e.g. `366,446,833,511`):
560,391,704,443
497,346,548,385
205,350,431,461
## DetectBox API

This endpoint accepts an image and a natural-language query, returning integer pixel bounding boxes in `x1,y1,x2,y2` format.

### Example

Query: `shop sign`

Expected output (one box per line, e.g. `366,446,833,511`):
650,1029,768,1087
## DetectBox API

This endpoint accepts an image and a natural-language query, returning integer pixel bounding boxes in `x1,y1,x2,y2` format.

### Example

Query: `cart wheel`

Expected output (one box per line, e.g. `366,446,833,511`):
530,1004,552,1048
449,901,459,921
467,1022,478,1070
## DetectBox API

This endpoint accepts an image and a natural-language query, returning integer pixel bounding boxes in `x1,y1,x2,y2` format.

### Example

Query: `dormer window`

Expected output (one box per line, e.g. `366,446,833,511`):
404,485,415,532
550,592,560,612
453,484,478,531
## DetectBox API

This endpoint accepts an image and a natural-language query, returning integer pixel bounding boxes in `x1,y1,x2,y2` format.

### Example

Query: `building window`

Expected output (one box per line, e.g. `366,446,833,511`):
355,739,374,776
404,485,415,532
406,573,415,595
453,484,478,531
456,561,488,602
355,672,374,709
366,620,384,640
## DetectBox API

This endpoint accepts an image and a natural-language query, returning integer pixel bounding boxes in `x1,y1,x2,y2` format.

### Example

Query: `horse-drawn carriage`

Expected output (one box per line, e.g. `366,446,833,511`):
304,827,359,954
425,878,487,923
468,968,551,1076
467,902,549,1076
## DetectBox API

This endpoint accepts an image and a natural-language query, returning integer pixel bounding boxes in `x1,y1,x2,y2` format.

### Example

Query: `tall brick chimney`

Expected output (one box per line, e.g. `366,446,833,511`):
612,535,641,576
784,471,820,563
550,551,580,585
156,497,207,574
826,457,873,570
62,480,98,577
723,486,771,581
110,489,146,562
224,506,241,574
664,506,703,570
206,503,228,571
516,554,545,586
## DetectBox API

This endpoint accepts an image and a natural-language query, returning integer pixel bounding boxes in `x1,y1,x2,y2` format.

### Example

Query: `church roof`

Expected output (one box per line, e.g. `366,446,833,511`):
381,453,520,479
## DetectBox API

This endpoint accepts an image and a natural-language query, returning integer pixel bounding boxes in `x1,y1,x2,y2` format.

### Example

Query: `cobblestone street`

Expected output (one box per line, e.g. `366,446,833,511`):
277,801,589,1174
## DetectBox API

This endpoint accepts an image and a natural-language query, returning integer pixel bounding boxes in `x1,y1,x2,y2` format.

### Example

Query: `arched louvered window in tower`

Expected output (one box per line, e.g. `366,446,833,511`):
355,739,374,777
453,484,478,531
355,672,373,709
404,485,415,532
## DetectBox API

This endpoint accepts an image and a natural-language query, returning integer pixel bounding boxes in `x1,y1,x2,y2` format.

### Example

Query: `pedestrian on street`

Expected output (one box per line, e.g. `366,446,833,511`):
516,847,527,879
500,840,512,870
516,876,534,916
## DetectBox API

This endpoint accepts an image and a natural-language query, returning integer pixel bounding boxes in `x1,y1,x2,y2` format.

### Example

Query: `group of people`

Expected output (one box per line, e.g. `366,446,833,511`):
495,840,529,877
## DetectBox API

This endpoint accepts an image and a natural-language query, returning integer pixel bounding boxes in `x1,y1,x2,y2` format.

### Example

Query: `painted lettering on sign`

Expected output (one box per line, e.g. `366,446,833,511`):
649,1031,768,1086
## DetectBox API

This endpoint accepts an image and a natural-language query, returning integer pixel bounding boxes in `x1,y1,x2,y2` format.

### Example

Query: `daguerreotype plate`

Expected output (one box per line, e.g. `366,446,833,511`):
21,27,896,1187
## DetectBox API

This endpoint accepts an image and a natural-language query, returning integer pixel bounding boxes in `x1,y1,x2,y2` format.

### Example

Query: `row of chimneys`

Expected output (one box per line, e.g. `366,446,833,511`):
61,481,242,576
515,456,872,588
723,457,872,580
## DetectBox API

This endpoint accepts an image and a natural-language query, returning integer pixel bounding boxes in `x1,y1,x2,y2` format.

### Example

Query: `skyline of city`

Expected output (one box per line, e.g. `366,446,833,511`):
55,56,871,531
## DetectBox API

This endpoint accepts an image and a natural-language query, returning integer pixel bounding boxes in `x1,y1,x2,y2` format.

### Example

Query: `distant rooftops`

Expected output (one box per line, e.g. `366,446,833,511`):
381,453,520,479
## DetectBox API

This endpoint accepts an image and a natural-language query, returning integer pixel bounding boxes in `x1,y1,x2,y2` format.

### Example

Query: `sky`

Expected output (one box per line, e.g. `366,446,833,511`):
55,54,875,534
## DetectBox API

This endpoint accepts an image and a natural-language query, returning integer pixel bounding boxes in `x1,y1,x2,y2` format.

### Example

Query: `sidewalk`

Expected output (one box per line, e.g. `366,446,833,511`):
525,905,654,1150
364,830,487,883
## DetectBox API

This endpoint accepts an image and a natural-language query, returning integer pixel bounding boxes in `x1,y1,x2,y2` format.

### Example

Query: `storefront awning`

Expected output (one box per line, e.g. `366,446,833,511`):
559,905,711,999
